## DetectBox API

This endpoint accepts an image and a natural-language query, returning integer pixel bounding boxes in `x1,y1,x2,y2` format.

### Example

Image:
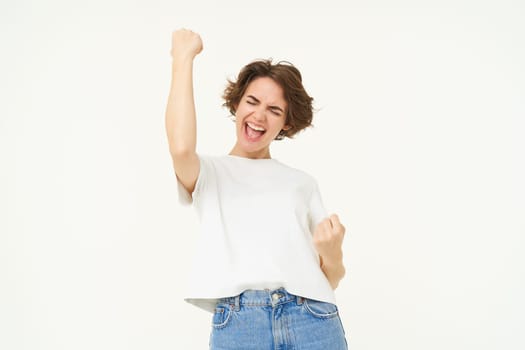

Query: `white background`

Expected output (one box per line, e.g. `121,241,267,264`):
1,0,524,349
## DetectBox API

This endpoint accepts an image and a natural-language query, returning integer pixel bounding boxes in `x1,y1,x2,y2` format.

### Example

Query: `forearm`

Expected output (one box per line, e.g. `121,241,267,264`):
165,58,197,155
320,255,346,290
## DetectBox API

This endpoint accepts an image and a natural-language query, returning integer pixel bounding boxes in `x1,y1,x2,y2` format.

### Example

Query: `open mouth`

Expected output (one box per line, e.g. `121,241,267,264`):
244,122,266,141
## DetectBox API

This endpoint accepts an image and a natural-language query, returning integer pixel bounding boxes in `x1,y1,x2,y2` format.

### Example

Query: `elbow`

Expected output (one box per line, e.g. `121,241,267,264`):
322,262,346,290
334,268,346,290
167,132,196,156
169,147,195,159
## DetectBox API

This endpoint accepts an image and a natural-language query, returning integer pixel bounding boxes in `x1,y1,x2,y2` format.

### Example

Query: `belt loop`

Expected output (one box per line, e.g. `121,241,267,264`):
296,296,304,305
234,294,240,311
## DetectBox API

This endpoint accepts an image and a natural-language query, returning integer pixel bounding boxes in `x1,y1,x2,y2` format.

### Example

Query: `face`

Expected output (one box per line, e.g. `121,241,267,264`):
229,76,291,158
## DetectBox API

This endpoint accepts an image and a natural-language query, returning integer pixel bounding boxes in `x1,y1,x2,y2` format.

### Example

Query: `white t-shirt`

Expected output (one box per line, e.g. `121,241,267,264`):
176,153,337,313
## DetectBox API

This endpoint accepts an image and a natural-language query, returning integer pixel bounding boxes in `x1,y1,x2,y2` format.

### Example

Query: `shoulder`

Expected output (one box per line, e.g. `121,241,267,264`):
276,160,318,185
195,153,221,166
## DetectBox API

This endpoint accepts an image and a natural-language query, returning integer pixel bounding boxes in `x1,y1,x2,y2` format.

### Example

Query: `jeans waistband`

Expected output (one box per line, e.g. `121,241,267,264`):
217,287,305,311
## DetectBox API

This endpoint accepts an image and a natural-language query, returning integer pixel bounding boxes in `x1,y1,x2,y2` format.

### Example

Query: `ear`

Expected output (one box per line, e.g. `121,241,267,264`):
282,124,292,131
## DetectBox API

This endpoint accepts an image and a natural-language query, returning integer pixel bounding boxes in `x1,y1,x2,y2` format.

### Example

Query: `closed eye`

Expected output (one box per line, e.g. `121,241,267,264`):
246,96,284,116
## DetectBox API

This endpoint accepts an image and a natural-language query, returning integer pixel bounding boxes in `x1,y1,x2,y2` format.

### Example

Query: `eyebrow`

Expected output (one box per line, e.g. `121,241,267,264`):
247,95,285,114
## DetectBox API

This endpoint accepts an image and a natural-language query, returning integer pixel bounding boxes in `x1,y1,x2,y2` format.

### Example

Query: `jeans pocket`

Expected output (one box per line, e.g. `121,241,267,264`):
211,303,233,329
303,298,339,319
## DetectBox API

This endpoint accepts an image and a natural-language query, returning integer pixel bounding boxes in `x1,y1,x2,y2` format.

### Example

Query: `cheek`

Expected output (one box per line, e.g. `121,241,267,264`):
235,105,248,118
272,119,286,130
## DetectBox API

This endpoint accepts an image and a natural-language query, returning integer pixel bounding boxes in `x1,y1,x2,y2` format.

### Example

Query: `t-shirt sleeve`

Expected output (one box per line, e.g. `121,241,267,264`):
307,178,328,235
175,154,210,206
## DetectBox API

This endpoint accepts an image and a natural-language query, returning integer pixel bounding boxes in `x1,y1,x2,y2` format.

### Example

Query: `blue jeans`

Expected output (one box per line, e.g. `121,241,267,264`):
209,287,349,349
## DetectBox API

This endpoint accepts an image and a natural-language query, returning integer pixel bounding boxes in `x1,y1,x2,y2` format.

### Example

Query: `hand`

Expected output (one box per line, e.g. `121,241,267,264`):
170,28,203,63
312,214,345,264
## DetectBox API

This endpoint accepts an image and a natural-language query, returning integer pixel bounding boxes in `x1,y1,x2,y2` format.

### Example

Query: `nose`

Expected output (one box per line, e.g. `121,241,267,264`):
253,106,266,122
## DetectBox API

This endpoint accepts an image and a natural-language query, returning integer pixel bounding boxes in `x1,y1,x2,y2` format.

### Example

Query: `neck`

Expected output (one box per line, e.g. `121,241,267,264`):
229,146,271,159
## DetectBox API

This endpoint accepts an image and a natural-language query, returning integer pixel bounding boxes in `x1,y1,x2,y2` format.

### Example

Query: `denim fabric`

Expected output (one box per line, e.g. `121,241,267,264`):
209,287,349,349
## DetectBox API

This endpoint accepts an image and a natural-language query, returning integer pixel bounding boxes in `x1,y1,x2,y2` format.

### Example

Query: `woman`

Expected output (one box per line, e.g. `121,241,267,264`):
166,28,349,349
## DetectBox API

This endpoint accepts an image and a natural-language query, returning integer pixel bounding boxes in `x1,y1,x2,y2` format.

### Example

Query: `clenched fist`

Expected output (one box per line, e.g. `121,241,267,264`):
170,28,203,63
312,214,345,264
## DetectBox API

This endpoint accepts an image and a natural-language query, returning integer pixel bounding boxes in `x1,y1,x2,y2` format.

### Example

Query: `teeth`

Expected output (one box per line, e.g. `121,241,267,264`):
247,122,266,131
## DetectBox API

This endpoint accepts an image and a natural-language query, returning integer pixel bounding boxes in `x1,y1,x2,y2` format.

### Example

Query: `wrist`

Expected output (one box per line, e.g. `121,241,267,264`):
319,251,343,268
171,56,194,70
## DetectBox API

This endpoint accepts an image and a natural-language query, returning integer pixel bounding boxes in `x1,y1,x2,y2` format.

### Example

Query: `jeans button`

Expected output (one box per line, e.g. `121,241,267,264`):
272,293,281,301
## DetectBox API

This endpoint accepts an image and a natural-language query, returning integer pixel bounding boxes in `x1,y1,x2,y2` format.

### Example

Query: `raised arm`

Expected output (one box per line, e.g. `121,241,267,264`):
165,29,203,195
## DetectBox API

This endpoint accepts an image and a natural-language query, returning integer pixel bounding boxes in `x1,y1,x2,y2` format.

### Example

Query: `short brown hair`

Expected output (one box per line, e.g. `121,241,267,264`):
222,59,315,140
